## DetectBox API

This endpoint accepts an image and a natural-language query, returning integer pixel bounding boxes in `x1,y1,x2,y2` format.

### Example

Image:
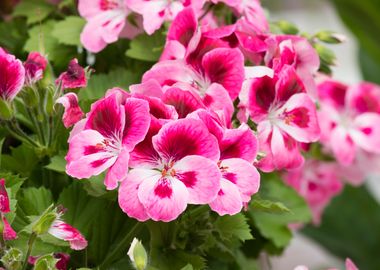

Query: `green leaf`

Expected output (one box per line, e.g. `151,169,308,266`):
215,213,253,242
79,68,139,101
250,198,290,213
0,18,29,54
359,47,380,84
303,185,380,270
249,174,311,248
18,187,53,216
181,264,194,270
13,0,54,25
126,31,165,62
1,143,39,176
51,16,86,46
45,155,66,173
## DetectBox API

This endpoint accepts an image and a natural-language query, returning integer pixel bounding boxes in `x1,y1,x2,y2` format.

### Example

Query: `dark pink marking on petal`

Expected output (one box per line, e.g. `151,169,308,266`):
154,178,173,198
283,107,310,128
223,172,237,184
176,171,197,188
91,158,111,168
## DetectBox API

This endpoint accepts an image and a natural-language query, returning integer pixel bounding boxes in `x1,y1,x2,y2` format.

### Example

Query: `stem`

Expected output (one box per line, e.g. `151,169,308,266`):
100,222,143,268
26,108,45,146
22,233,37,270
5,121,40,148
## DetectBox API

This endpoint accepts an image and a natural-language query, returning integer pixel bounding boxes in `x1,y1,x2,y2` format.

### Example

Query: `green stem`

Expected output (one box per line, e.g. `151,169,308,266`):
5,122,40,148
26,108,45,146
22,233,37,270
100,222,143,268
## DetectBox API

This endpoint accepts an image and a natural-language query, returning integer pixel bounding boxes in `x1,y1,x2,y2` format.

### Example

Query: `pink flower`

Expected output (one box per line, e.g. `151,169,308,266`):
56,59,87,90
240,65,320,171
24,51,48,85
0,47,25,101
187,109,260,215
79,0,141,53
48,219,87,250
56,93,84,128
118,118,221,222
295,258,358,270
284,160,343,224
318,80,380,166
265,35,320,98
127,0,204,35
0,179,17,240
66,90,150,190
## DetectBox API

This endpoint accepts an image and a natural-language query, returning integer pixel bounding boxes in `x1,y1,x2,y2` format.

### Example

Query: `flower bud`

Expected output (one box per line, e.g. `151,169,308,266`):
0,248,23,270
315,31,346,44
32,205,57,235
21,87,40,108
0,99,13,120
128,238,148,270
314,43,337,66
275,20,299,35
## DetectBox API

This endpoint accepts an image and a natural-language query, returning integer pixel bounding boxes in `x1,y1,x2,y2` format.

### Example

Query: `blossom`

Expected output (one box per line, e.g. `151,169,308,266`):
0,47,25,101
127,0,204,35
118,118,221,222
284,160,343,224
240,65,320,171
0,179,17,240
318,80,380,166
48,219,87,250
56,93,84,128
56,59,87,90
24,51,48,85
66,90,150,189
79,0,141,53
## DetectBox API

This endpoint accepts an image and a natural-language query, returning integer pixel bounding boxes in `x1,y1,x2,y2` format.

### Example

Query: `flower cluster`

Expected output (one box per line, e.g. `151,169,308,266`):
78,0,269,52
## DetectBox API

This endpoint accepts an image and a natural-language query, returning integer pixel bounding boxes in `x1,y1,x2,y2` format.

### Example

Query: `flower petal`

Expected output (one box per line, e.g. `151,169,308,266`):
48,220,87,250
330,126,356,166
0,49,25,101
2,215,17,240
56,93,84,128
138,176,189,222
209,178,242,216
351,113,380,154
104,148,130,190
153,118,220,162
118,169,155,221
173,155,221,204
0,179,10,213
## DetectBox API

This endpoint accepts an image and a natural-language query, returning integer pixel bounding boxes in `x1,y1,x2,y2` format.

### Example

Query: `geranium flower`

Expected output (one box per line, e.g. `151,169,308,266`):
0,47,25,101
240,65,320,171
24,51,48,86
56,93,84,128
318,80,380,166
48,219,87,250
79,0,141,53
0,179,17,240
56,59,87,90
284,160,343,224
127,0,204,35
118,118,221,222
188,109,260,215
66,91,150,190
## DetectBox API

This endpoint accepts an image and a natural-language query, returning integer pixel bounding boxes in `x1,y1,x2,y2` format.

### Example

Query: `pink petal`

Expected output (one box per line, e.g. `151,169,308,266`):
317,79,348,110
219,124,258,162
152,118,220,162
85,93,125,140
122,97,150,150
247,75,276,122
345,258,358,270
209,178,242,216
277,93,320,143
346,82,380,114
203,83,234,123
186,109,225,142
271,126,304,170
351,113,380,154
129,118,162,168
66,130,118,179
330,126,356,166
118,169,154,221
202,48,245,100
219,158,260,203
0,179,10,213
132,93,178,120
275,65,306,103
24,51,47,85
130,79,164,98
162,87,205,118
0,49,25,101
173,155,221,204
138,176,189,222
104,148,129,190
2,216,17,240
167,7,198,48
56,93,84,128
160,40,187,61
48,220,87,250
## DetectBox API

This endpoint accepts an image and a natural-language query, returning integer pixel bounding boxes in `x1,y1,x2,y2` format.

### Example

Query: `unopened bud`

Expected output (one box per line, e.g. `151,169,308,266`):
128,238,148,270
32,205,57,235
276,20,299,35
316,31,346,44
1,248,23,270
314,43,337,66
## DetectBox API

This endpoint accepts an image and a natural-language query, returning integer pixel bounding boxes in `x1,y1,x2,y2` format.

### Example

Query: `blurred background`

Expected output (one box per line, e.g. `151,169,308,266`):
264,0,380,269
